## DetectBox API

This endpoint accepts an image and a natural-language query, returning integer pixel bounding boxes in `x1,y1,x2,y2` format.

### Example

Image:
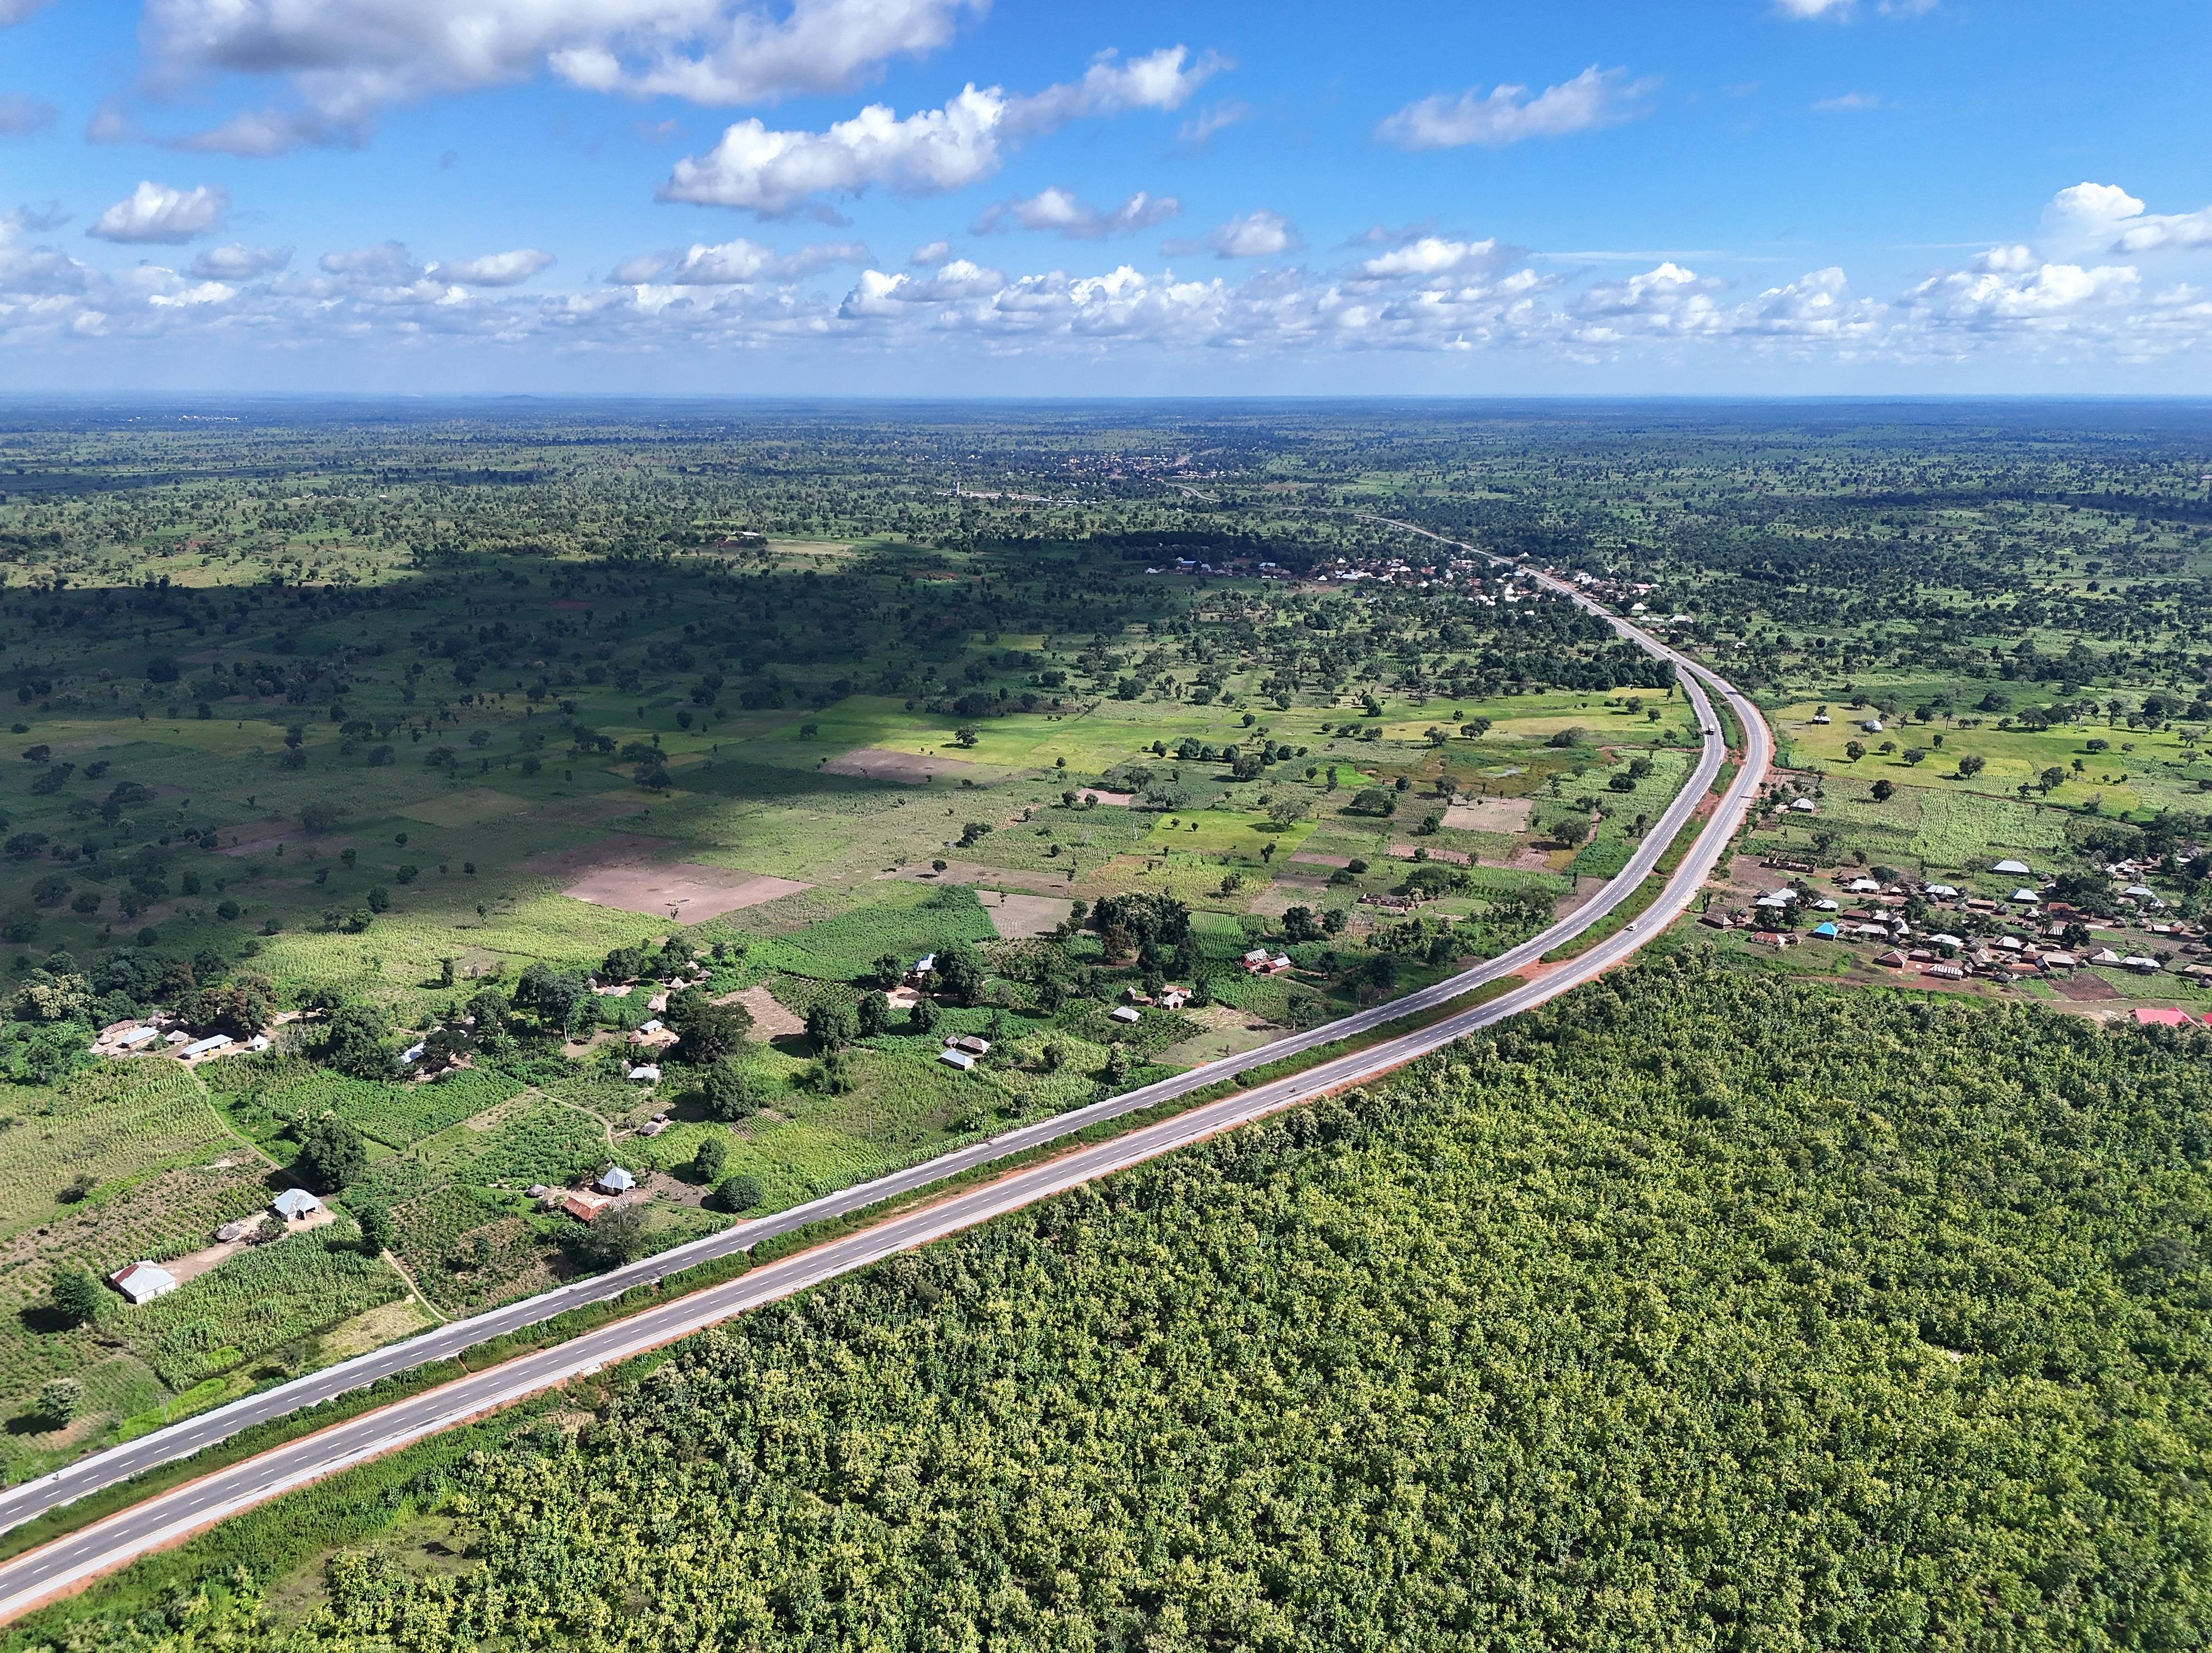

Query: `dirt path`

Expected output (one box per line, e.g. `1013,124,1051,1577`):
190,1072,283,1170
379,1250,451,1325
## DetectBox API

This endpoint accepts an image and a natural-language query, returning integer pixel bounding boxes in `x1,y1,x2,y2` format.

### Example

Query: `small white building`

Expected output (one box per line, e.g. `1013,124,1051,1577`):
1992,858,2033,876
177,1035,230,1060
1109,1005,1143,1024
1787,797,1816,814
626,1064,662,1082
937,1048,977,1071
110,1262,179,1304
1862,718,1884,733
597,1165,636,1194
271,1188,322,1221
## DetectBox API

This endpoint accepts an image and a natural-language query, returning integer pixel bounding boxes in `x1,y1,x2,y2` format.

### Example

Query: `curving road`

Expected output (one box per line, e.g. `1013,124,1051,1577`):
0,530,1769,1625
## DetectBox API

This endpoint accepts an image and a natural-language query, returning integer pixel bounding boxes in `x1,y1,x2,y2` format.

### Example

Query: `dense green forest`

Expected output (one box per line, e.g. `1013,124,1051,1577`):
34,954,2212,1650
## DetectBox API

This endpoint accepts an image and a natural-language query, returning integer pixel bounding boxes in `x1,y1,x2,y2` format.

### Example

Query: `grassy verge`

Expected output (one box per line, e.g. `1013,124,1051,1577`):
1539,783,1714,966
1542,875,1667,964
1710,692,1745,757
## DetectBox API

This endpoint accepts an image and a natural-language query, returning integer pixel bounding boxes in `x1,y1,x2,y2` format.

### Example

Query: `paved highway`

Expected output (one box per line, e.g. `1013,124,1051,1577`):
0,535,1770,1624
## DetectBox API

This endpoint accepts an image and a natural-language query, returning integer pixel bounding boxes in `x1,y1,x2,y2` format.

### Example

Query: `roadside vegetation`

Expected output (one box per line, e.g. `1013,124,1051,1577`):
19,956,2212,1651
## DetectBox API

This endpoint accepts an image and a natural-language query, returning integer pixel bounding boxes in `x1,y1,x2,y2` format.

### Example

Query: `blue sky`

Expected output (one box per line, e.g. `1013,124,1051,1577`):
2,0,2209,393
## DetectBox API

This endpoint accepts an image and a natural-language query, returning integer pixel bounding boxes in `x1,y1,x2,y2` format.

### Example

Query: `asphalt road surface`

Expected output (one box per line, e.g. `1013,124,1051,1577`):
0,541,1771,1624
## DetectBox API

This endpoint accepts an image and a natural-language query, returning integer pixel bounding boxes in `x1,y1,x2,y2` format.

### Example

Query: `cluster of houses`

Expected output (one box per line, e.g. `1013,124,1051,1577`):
91,1018,273,1066
1241,948,1294,976
1709,857,2204,986
107,1187,328,1304
937,1033,992,1071
542,1163,638,1222
592,958,713,1082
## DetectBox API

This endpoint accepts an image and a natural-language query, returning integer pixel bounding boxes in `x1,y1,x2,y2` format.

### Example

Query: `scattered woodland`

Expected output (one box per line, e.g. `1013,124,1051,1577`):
6,399,2212,1640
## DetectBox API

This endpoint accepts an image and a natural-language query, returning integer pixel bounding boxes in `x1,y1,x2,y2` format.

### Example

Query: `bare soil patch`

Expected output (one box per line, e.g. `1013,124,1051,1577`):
718,984,805,1038
521,832,679,881
987,892,1075,939
1506,840,1569,872
1073,789,1135,806
563,862,811,922
1444,797,1533,832
2052,973,2123,1002
821,748,999,785
1289,850,1351,868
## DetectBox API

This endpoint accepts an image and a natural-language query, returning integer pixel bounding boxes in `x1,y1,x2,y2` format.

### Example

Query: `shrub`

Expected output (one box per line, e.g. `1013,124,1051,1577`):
715,1173,765,1214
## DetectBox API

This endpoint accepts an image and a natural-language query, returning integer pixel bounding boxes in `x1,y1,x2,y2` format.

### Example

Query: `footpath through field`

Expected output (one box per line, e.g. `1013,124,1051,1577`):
0,532,1772,1623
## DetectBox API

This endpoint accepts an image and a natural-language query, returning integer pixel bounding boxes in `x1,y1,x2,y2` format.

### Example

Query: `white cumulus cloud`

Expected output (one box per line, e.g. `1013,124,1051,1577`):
189,242,291,279
1165,208,1300,260
610,236,868,283
86,181,228,243
2047,182,2212,255
1353,236,1512,282
1378,66,1656,150
428,247,556,285
971,187,1179,239
661,46,1218,215
137,0,986,153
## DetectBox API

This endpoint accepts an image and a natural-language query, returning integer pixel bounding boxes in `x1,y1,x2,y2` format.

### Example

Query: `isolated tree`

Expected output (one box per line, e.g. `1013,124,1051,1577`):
715,1173,765,1214
514,962,590,1033
320,1001,392,1078
294,1113,368,1191
355,1202,396,1255
34,1378,81,1428
807,998,859,1053
669,988,752,1065
692,1134,729,1183
908,996,942,1036
701,1059,758,1121
933,942,986,1006
565,1202,648,1270
857,990,892,1037
49,1267,101,1327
